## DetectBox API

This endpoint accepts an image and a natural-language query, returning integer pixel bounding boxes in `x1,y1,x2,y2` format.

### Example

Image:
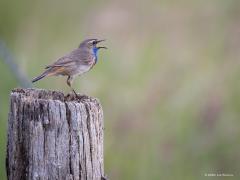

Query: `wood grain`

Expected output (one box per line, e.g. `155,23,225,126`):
6,88,104,180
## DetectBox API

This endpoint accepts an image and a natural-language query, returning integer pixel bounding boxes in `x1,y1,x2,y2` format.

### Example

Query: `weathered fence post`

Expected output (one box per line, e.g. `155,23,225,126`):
6,88,105,180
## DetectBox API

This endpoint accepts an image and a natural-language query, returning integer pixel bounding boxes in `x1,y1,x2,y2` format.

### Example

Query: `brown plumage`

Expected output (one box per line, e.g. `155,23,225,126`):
32,39,107,96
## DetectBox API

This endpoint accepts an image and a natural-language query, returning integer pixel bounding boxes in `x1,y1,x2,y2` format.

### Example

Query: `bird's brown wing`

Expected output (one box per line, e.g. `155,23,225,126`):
45,48,92,69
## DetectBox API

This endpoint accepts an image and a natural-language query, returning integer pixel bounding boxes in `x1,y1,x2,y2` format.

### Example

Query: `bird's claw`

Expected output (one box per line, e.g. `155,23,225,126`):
76,95,88,101
72,91,88,101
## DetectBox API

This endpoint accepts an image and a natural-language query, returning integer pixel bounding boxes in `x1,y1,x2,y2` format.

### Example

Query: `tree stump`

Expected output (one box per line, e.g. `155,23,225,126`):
6,88,105,180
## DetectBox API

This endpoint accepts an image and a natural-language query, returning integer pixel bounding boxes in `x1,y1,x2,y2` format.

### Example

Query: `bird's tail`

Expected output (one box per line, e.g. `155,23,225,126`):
32,66,64,83
32,72,48,83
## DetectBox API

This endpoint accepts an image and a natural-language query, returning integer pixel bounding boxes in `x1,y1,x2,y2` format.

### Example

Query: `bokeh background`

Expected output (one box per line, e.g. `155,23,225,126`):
1,0,240,179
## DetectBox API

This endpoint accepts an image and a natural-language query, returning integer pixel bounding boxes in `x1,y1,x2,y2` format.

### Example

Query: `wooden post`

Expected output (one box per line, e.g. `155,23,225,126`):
6,88,105,180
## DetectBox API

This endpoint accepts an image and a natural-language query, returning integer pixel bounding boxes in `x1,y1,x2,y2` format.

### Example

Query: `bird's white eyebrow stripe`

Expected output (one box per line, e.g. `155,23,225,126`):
89,39,97,43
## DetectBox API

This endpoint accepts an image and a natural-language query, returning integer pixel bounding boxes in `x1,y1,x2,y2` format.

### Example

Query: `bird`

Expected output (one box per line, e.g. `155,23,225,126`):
32,38,107,97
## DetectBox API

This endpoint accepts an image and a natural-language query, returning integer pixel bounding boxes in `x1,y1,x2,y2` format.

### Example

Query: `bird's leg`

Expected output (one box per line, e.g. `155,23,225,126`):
67,76,80,99
72,88,78,98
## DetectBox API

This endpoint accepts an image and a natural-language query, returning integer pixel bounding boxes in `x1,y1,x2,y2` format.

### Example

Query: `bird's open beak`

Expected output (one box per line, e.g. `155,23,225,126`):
97,46,107,49
96,39,106,44
96,39,107,49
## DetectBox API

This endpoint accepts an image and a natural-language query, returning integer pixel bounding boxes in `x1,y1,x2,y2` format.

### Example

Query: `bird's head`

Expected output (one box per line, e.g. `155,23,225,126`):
79,38,107,51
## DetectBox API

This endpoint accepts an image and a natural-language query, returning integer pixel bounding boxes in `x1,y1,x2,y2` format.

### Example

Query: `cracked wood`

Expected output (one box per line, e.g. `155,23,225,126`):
6,88,104,180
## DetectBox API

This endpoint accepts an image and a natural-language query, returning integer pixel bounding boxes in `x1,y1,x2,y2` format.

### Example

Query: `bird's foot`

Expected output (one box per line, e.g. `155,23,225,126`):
65,93,87,101
64,89,89,102
75,94,89,101
72,90,88,101
72,89,82,100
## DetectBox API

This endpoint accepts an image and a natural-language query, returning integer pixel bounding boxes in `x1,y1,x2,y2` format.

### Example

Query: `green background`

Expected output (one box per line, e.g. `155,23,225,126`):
1,0,240,179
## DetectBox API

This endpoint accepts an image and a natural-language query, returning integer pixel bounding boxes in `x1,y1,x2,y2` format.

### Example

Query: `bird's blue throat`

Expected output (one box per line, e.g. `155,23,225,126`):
93,47,99,63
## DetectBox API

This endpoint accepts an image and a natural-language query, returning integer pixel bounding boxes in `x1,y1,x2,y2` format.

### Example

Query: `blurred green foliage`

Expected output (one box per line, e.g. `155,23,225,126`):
1,0,240,179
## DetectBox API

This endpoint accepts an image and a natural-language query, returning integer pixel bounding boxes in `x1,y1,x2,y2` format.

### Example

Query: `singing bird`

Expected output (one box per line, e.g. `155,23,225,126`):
32,38,107,96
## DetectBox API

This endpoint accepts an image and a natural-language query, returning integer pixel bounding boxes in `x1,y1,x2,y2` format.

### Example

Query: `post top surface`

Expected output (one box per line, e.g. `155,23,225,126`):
11,88,99,104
